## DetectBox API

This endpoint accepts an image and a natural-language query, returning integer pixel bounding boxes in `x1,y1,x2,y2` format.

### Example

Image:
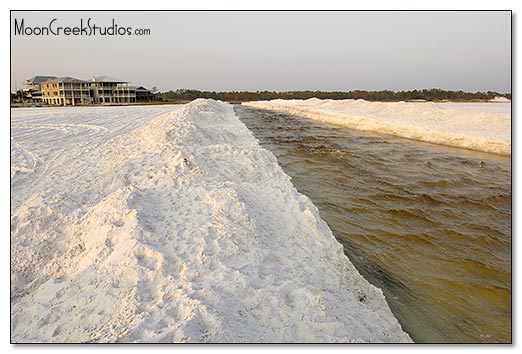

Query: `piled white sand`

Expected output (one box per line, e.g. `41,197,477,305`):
436,102,511,115
489,96,511,103
243,99,511,156
11,99,411,343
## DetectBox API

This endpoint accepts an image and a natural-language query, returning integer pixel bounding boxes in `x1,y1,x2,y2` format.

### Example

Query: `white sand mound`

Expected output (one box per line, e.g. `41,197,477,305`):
489,96,510,103
243,99,511,156
11,99,411,343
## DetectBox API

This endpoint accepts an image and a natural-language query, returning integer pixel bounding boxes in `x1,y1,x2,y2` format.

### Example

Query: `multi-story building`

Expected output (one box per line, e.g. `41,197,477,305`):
23,75,57,92
23,74,152,106
42,77,91,106
22,75,57,102
90,76,136,104
133,86,154,102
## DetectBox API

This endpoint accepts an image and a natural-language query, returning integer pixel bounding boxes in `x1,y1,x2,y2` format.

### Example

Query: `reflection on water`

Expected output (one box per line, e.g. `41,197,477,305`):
235,105,511,343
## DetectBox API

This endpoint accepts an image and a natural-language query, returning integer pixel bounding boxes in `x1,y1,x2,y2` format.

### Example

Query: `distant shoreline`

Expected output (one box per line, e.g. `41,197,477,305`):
10,98,511,109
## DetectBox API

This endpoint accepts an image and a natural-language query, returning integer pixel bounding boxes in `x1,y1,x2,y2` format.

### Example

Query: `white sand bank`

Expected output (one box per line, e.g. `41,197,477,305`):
243,99,511,156
11,100,411,343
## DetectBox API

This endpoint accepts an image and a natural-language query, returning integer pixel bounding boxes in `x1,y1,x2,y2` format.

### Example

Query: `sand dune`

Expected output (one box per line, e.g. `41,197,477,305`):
11,100,411,343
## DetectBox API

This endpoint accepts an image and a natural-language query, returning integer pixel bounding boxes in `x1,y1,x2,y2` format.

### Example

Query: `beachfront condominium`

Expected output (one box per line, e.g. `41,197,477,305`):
24,74,151,106
90,76,136,104
42,77,91,106
22,75,57,102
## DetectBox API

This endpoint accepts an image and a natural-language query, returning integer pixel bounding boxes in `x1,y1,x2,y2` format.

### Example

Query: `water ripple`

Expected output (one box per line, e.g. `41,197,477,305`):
235,105,511,343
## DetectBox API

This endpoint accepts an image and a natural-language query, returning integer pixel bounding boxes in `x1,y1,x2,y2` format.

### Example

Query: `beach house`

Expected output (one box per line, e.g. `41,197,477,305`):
42,77,91,106
23,74,152,106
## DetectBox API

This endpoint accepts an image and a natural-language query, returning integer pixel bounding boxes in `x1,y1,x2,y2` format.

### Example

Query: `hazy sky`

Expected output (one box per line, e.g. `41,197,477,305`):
11,11,511,92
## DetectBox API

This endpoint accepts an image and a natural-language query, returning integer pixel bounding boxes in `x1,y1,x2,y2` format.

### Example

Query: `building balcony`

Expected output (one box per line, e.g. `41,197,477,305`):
64,93,89,98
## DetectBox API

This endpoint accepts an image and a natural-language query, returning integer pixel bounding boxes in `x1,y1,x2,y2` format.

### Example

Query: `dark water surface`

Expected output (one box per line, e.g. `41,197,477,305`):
235,105,511,343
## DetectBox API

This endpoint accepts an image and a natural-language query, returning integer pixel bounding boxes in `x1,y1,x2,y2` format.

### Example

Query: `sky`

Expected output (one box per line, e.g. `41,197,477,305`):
10,11,511,93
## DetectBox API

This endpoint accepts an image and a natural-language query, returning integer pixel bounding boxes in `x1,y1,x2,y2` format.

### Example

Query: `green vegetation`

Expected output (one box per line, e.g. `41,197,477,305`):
11,88,511,106
155,88,511,103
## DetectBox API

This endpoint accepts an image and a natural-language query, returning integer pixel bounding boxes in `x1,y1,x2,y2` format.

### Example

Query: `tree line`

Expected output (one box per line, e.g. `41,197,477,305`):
155,88,511,102
11,88,511,104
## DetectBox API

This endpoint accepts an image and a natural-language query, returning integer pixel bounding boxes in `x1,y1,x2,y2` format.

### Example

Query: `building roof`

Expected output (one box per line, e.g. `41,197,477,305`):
25,75,57,84
92,76,127,83
46,77,88,83
129,86,151,91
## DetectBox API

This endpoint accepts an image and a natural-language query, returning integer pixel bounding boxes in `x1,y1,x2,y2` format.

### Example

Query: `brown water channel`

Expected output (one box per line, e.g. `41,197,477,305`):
235,105,511,343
